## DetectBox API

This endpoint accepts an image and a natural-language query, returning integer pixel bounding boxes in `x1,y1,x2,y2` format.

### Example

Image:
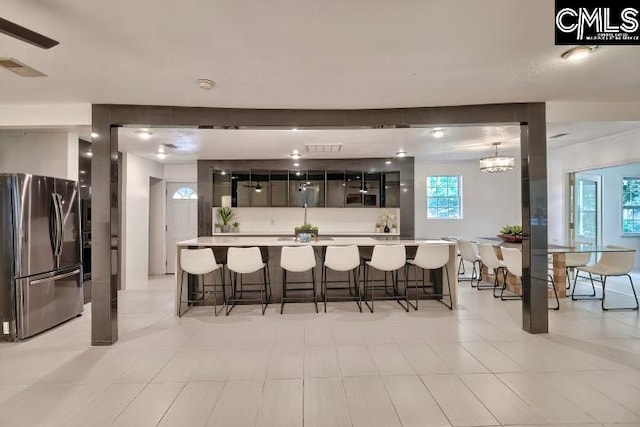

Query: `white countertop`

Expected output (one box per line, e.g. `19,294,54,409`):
178,236,454,247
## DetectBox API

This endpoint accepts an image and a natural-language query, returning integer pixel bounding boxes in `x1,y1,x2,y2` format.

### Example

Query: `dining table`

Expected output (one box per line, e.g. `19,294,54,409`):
474,238,634,298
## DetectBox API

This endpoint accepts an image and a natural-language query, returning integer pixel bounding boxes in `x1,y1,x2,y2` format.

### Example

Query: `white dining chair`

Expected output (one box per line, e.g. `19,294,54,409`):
478,244,507,298
322,245,362,312
280,246,318,314
564,252,592,290
363,245,408,313
457,239,483,288
571,246,638,311
179,248,225,316
226,247,270,315
407,243,452,310
501,247,559,309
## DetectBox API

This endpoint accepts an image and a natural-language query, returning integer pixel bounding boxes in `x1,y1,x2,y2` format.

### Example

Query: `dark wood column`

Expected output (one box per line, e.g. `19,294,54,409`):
520,104,549,333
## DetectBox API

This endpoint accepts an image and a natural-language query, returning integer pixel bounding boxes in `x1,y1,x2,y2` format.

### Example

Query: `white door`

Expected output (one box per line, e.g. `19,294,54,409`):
570,173,602,248
166,182,198,274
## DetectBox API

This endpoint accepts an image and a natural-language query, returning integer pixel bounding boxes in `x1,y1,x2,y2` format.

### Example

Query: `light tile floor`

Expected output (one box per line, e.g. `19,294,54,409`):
1,272,639,427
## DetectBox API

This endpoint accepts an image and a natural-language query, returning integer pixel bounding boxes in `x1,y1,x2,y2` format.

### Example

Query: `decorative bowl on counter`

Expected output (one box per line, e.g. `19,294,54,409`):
497,234,523,243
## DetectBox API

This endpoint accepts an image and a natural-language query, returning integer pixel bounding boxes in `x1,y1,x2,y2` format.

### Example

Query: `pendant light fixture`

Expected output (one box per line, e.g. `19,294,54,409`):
479,142,514,173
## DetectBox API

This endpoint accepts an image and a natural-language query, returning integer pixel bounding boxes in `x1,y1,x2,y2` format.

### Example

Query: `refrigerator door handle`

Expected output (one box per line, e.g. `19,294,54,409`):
29,268,81,285
49,193,63,256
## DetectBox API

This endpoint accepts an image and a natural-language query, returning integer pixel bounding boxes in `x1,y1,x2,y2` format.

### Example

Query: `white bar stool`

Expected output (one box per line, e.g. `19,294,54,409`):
363,244,408,313
501,247,559,310
407,243,452,310
322,245,362,313
226,247,270,315
478,243,508,298
280,246,318,314
179,248,225,316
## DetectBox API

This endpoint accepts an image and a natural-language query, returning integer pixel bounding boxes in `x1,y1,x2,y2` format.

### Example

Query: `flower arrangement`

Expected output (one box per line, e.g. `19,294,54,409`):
380,209,397,233
380,209,396,227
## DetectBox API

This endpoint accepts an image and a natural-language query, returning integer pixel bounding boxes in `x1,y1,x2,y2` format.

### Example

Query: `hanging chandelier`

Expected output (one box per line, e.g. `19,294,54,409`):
479,142,515,173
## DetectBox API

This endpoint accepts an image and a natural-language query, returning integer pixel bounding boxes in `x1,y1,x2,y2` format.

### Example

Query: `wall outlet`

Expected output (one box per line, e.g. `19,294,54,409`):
2,322,9,335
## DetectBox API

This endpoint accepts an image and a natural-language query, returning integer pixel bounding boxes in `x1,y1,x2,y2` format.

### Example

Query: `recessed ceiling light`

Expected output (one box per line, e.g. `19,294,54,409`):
292,128,298,131
431,129,445,138
197,78,216,90
296,171,301,176
220,171,226,175
290,153,301,160
561,45,597,61
156,152,167,160
293,162,300,167
86,151,93,158
385,160,392,165
136,130,152,140
396,151,407,158
80,170,86,174
90,132,98,138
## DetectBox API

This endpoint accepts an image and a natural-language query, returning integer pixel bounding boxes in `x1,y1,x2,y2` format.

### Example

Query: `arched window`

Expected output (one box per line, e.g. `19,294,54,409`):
172,186,197,200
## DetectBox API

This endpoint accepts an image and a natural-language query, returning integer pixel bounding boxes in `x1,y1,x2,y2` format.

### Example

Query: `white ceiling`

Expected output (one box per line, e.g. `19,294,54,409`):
117,122,640,163
1,0,640,108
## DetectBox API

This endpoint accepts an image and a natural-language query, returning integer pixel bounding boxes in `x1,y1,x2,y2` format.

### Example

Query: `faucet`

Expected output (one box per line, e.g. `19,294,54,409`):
303,203,308,225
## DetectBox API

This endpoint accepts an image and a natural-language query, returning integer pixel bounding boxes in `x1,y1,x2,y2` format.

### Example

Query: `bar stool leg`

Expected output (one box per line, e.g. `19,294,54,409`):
312,267,318,313
281,270,287,314
322,266,327,313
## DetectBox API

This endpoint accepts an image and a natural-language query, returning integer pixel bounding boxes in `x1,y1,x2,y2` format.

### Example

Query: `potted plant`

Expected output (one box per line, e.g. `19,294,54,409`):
498,225,523,242
375,223,382,233
391,223,398,233
232,221,240,232
216,207,236,233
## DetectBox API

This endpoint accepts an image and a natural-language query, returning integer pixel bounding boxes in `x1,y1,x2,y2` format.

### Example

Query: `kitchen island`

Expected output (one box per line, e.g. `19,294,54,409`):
175,236,458,314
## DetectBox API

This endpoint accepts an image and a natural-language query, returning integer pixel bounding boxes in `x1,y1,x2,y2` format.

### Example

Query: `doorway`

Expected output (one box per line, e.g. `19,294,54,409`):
166,182,198,274
569,173,602,248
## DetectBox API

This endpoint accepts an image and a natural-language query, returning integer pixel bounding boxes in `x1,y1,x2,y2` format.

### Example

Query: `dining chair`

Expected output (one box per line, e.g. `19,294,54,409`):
179,248,225,316
501,247,559,309
457,239,483,287
571,246,638,311
478,244,507,298
564,252,592,290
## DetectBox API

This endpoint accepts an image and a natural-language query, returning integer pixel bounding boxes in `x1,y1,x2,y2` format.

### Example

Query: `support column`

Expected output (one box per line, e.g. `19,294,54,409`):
520,103,549,334
90,106,119,345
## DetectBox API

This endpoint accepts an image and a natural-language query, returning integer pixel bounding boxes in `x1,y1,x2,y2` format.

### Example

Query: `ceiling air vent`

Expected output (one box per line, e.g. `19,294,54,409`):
549,132,569,139
305,143,342,153
0,57,46,77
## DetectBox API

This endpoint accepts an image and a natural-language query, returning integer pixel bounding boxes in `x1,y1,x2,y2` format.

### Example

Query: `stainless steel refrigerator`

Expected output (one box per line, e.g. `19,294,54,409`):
1,174,83,341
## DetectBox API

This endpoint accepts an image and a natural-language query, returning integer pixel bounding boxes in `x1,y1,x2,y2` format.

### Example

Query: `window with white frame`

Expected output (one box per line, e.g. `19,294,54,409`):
622,177,640,234
172,186,198,200
427,176,462,219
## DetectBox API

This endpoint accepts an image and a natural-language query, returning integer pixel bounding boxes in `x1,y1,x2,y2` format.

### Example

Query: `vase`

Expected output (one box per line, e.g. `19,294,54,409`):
221,224,231,233
384,224,390,233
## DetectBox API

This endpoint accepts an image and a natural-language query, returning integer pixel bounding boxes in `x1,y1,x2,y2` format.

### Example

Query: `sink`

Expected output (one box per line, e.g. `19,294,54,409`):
276,236,334,241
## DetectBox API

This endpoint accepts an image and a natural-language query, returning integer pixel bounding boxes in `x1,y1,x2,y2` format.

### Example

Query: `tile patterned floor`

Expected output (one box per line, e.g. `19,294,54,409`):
1,272,639,427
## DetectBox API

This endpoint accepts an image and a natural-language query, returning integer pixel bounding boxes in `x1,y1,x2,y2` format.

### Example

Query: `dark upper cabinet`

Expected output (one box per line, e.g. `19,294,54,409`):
270,170,288,207
213,168,401,208
326,171,346,207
